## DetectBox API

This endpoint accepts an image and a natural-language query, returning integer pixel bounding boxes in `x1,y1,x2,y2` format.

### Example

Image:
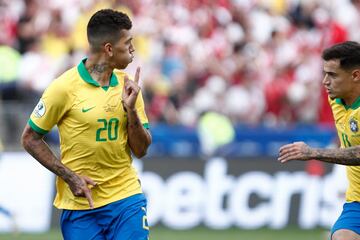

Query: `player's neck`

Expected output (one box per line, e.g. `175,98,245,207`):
342,93,360,107
85,56,113,87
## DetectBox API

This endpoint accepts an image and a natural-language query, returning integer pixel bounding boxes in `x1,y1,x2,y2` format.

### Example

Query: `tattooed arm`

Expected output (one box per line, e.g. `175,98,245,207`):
21,124,96,208
278,141,360,165
125,107,152,158
122,68,152,158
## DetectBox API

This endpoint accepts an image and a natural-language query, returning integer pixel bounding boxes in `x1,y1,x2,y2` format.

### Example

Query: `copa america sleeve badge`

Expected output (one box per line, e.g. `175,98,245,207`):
33,99,46,118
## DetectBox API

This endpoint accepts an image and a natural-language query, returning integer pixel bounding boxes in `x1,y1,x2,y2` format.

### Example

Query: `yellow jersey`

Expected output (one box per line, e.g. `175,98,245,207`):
29,59,149,210
330,98,360,202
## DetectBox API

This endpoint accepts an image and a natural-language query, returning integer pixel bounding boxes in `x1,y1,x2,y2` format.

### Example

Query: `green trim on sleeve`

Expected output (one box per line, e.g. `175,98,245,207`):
28,119,49,135
143,123,149,129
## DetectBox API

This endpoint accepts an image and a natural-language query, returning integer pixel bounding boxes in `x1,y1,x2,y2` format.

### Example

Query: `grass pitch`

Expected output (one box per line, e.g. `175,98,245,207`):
0,227,328,240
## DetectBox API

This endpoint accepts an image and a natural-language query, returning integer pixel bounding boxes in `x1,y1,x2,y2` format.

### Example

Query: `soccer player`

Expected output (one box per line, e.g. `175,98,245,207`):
278,41,360,240
21,9,152,239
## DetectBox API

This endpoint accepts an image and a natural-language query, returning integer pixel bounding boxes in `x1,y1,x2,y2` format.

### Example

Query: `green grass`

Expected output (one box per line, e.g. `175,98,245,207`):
152,227,328,240
0,227,328,240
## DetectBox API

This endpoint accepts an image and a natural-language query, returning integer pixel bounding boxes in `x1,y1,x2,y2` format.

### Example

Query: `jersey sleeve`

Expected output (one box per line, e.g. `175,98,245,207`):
29,80,71,134
135,90,149,129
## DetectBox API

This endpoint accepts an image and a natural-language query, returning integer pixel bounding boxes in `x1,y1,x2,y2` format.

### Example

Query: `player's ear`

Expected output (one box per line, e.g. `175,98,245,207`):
104,43,113,57
352,68,360,82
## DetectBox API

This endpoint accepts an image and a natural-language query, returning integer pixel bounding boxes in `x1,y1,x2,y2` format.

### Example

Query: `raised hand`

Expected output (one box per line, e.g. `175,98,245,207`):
67,174,97,209
122,67,141,111
278,141,313,163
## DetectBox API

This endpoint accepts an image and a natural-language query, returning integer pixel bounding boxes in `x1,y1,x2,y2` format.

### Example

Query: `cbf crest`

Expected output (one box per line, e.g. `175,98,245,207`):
350,118,359,133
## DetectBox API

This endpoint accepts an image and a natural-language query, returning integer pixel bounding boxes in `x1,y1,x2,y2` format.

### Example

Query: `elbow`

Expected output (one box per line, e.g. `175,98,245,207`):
130,133,152,158
21,130,31,150
132,142,151,158
21,125,41,151
133,149,148,159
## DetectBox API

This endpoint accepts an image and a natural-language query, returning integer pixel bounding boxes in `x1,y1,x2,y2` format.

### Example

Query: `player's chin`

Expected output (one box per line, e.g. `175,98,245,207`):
123,57,133,66
116,60,131,69
328,93,337,100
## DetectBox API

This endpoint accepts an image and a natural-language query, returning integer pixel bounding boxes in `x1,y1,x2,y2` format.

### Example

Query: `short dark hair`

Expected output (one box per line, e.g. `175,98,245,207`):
322,41,360,69
87,9,132,51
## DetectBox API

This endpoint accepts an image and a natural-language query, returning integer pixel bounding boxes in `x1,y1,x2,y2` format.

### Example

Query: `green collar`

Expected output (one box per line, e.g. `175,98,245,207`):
77,58,118,87
335,97,360,110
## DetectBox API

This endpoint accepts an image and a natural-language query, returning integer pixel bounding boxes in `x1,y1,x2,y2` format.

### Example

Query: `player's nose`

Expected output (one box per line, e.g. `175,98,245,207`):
322,74,330,86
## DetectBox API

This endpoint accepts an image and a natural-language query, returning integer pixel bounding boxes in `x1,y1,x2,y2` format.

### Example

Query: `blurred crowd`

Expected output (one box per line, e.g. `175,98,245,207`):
1,0,359,127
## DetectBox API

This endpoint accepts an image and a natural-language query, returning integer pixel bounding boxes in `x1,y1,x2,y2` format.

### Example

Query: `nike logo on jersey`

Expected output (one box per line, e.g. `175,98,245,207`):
82,106,95,112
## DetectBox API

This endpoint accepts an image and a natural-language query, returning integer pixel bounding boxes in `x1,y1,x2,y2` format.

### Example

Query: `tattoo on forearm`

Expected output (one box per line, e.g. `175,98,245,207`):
129,119,140,128
127,110,141,128
126,110,151,157
313,147,360,165
25,133,73,179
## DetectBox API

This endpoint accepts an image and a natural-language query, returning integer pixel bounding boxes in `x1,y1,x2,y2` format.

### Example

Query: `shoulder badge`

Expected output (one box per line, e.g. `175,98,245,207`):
33,99,46,118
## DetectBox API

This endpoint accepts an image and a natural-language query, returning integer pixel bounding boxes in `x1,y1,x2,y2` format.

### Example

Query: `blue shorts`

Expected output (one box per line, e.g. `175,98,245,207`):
60,193,149,240
331,202,360,237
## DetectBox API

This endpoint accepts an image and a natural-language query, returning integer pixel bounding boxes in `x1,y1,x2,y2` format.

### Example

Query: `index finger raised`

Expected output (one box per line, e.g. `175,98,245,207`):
134,67,141,85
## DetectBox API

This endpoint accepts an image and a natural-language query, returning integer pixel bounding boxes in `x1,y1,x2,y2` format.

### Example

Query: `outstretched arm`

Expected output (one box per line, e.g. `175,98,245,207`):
21,124,96,208
278,141,360,166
